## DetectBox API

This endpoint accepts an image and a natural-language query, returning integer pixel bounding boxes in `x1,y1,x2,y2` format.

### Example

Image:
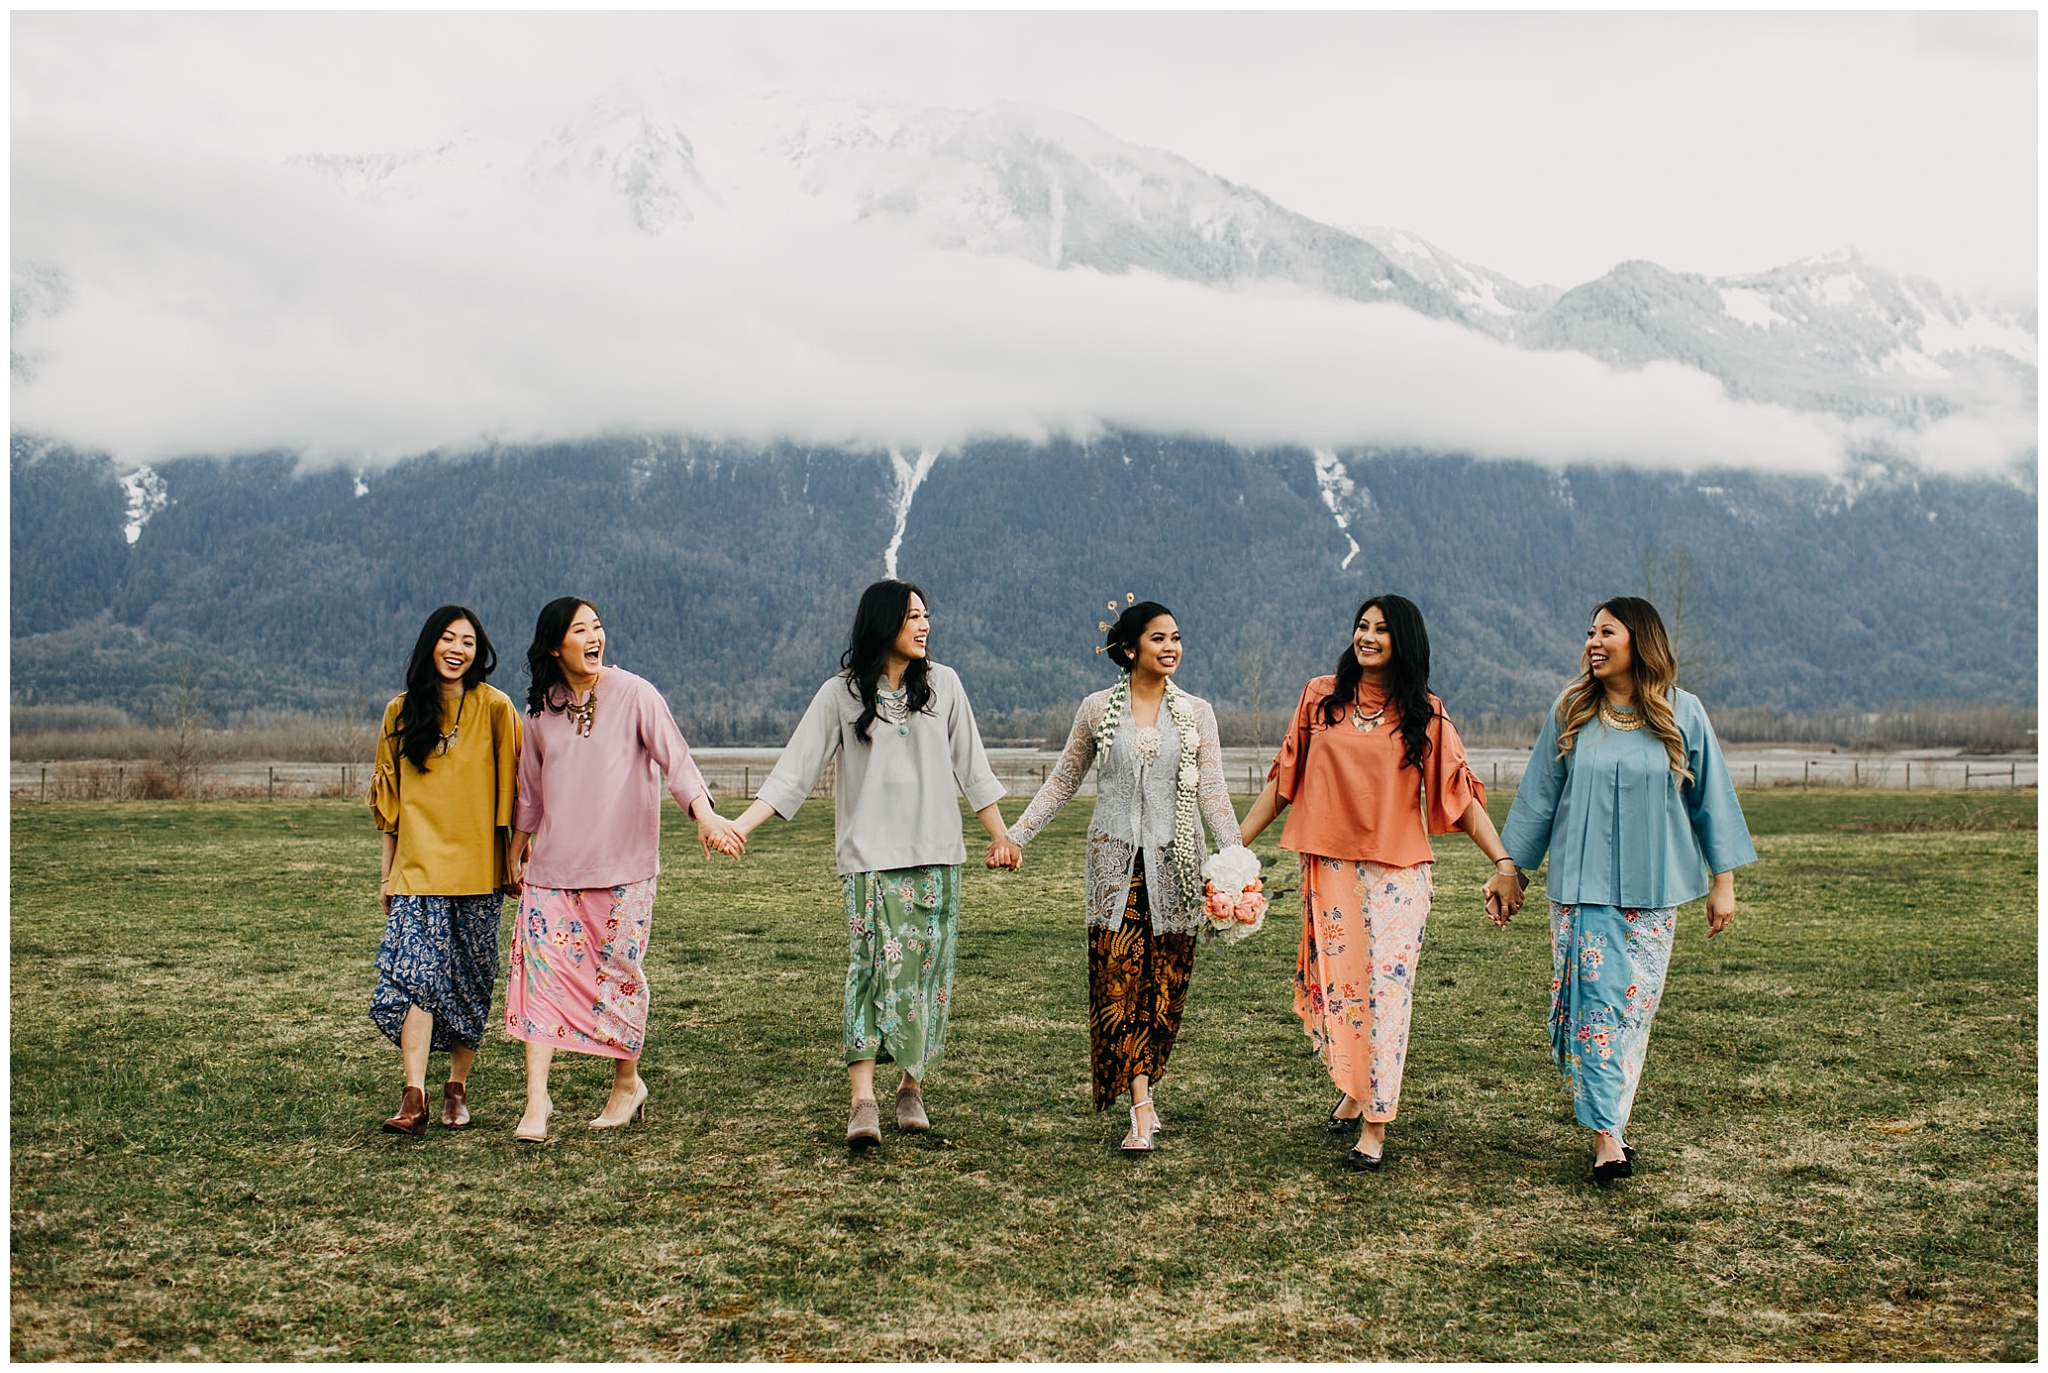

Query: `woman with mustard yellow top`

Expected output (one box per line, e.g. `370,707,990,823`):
369,605,522,1134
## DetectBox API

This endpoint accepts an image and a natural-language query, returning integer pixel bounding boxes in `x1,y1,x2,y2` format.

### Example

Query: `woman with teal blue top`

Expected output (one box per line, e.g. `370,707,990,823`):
1500,596,1756,1183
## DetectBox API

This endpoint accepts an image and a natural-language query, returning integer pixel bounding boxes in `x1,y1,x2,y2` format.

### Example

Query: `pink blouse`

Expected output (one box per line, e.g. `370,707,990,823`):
513,667,709,889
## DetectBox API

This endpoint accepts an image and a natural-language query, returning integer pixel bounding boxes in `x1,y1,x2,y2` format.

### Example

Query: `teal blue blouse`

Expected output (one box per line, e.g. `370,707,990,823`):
1503,688,1756,909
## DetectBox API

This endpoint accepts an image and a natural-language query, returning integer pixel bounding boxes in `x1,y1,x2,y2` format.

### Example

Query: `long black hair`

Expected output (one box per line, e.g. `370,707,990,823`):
394,605,497,773
842,579,933,744
525,595,600,716
1317,593,1437,773
1104,600,1176,670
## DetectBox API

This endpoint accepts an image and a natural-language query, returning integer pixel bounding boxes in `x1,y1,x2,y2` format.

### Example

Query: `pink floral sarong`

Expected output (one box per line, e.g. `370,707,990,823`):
505,877,656,1060
1293,855,1433,1122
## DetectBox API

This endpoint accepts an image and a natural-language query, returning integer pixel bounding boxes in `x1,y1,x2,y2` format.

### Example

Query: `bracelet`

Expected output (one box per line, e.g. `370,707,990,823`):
1493,857,1518,871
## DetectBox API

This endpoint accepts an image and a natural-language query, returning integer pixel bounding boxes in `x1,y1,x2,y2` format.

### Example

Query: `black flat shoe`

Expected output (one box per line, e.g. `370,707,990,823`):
1325,1095,1363,1134
1590,1156,1633,1183
1343,1146,1384,1172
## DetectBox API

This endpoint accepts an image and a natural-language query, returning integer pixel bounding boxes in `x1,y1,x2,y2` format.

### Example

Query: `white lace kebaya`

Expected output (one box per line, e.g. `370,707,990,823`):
1009,677,1240,935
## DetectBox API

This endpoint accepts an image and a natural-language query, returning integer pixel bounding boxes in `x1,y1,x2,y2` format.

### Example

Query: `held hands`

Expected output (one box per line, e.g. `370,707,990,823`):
984,837,1023,870
1482,862,1527,928
697,814,746,861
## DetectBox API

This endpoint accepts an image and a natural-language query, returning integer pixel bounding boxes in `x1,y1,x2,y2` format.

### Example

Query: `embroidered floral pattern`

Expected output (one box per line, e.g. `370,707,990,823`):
1548,901,1677,1137
505,877,657,1060
842,864,959,1078
1293,855,1434,1121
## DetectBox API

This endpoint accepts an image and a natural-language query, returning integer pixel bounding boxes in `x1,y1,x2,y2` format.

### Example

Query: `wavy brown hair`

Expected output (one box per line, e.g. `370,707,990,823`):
1554,595,1693,783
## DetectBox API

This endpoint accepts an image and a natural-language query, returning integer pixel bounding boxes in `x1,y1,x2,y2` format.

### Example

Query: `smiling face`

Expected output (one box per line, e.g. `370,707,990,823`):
433,618,477,691
1353,605,1394,681
1128,614,1182,679
1586,609,1635,688
551,604,605,687
893,593,930,662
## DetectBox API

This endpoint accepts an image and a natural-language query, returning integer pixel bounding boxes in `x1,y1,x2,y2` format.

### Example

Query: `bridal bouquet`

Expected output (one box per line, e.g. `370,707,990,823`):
1201,845,1269,944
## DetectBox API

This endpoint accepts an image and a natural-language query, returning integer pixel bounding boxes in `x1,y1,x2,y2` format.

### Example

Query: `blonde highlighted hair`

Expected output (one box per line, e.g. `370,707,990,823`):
1555,596,1693,784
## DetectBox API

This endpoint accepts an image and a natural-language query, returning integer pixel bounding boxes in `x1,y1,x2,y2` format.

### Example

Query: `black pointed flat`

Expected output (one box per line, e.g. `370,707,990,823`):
1325,1096,1363,1134
1343,1146,1384,1172
1590,1156,1633,1183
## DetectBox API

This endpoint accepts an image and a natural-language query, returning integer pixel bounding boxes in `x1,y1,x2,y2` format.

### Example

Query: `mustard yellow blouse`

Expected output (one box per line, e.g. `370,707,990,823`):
370,683,522,896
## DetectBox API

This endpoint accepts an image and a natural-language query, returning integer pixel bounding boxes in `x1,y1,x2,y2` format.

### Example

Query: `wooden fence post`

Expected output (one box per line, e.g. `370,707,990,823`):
40,766,47,803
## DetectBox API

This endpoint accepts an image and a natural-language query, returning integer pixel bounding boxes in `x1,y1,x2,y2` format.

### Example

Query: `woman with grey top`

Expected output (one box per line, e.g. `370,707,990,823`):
731,579,1018,1149
1005,599,1241,1155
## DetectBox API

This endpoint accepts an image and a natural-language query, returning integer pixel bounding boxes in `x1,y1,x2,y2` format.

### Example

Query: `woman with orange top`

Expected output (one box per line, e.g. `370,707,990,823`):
1240,594,1526,1171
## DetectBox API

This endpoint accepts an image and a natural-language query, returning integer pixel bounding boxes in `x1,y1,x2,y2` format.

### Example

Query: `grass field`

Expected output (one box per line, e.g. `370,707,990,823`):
10,789,2037,1360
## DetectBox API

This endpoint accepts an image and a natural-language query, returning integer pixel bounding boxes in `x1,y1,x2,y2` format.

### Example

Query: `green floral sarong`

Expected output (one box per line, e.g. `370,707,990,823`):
842,864,959,1077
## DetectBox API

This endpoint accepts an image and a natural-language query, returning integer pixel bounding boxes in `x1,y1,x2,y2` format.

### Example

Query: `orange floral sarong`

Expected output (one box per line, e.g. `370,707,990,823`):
1293,856,1433,1122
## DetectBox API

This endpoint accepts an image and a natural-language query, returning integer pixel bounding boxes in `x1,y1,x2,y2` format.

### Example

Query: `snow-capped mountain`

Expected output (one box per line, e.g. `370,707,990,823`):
277,92,2035,457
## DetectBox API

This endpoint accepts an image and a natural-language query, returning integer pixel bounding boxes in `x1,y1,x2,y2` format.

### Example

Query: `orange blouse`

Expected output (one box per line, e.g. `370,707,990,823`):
1268,676,1485,866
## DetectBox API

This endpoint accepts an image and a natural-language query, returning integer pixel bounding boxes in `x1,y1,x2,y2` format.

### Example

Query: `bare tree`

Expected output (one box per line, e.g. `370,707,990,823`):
1237,634,1272,751
162,661,211,794
1638,545,1726,691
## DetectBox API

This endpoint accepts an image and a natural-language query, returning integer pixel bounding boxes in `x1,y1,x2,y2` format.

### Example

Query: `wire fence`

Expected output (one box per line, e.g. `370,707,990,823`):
11,748,2035,803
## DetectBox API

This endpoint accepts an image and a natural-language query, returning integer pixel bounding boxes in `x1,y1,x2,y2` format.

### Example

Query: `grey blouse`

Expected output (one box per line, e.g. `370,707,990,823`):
1009,687,1240,935
757,662,1006,877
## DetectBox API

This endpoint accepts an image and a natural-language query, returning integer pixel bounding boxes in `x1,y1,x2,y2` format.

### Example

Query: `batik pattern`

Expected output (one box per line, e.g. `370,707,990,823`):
369,892,504,1052
1087,865,1198,1109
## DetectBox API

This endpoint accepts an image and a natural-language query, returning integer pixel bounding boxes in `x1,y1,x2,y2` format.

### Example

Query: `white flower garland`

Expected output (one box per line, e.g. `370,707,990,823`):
1097,672,1205,915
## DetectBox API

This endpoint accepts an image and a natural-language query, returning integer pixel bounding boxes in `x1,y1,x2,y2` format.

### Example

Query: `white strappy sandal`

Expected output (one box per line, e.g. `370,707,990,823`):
1121,1094,1160,1155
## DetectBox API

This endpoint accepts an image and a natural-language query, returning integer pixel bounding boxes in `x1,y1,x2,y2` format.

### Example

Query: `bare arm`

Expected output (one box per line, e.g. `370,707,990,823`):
1459,796,1526,927
1239,778,1286,847
1704,870,1735,936
977,800,1021,870
506,829,533,889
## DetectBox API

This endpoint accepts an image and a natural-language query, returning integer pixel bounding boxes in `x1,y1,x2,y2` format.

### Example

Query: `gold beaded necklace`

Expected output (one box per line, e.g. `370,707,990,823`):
1598,699,1644,731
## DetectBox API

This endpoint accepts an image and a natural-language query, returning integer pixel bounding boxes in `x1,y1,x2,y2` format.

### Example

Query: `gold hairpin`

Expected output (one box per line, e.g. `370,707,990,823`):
1092,593,1138,653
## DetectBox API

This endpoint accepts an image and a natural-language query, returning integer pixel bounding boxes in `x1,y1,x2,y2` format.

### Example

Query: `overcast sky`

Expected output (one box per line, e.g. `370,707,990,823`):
10,11,2037,469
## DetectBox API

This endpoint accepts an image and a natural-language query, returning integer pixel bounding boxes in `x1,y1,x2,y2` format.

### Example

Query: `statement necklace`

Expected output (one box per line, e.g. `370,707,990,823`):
435,690,469,755
1351,687,1390,734
563,681,599,738
878,683,911,737
1599,700,1644,732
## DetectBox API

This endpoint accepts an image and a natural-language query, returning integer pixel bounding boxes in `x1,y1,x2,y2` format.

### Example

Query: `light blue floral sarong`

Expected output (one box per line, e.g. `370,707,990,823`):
842,864,959,1077
1548,901,1677,1144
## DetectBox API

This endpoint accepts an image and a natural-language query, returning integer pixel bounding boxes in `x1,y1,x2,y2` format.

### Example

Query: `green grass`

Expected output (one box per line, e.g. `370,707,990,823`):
10,788,2037,1359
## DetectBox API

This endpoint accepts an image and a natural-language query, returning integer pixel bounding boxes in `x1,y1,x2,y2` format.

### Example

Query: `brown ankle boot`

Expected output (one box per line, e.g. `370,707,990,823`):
440,1081,471,1129
382,1085,429,1135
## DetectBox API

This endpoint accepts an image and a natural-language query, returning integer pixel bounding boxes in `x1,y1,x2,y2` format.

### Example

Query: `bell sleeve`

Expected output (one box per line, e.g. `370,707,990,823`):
490,692,522,831
1502,703,1567,873
1679,695,1758,876
1010,696,1099,847
369,699,403,833
1266,683,1318,806
1423,706,1486,835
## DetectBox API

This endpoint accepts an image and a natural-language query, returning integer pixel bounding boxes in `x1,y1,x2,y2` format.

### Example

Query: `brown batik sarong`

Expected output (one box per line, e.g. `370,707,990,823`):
1087,863,1198,1110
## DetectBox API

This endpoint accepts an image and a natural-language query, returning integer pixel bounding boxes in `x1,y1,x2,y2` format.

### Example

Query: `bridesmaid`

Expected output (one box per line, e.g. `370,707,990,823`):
504,596,745,1143
1240,594,1526,1171
1005,599,1242,1154
729,579,1017,1150
369,605,522,1133
1499,596,1755,1182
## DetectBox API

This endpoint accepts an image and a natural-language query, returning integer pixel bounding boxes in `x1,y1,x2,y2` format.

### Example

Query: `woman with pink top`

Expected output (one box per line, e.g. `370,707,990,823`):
504,597,745,1143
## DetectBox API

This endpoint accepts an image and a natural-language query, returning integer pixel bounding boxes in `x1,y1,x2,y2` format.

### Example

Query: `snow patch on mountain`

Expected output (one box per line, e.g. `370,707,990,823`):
884,445,942,578
1718,287,1783,330
118,465,170,544
1311,449,1363,570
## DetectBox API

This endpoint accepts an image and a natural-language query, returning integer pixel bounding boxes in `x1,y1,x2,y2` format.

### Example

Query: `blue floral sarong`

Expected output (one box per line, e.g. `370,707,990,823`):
370,893,504,1052
1548,901,1677,1144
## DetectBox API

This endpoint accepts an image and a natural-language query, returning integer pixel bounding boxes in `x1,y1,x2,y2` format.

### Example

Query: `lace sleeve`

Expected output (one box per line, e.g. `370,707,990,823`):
1193,700,1240,851
1009,696,1101,846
